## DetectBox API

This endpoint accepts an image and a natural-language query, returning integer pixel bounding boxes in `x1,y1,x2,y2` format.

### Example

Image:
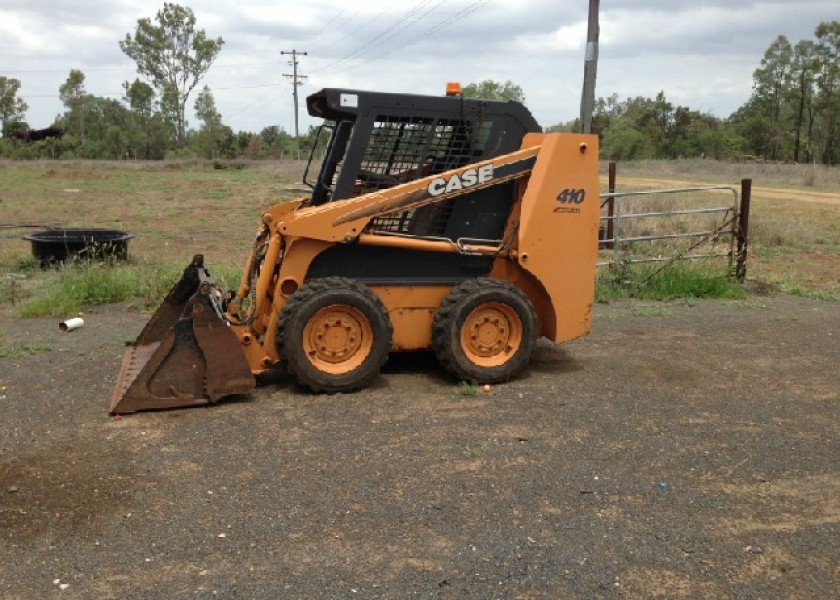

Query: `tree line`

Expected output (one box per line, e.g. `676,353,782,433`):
0,3,313,161
552,21,839,164
0,4,837,165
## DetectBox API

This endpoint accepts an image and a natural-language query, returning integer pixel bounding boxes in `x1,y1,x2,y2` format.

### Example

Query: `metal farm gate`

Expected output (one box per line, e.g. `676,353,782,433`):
598,170,752,281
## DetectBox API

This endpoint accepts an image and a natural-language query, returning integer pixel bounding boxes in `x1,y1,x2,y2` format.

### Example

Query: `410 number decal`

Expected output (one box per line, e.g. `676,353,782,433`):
556,188,586,204
554,188,586,213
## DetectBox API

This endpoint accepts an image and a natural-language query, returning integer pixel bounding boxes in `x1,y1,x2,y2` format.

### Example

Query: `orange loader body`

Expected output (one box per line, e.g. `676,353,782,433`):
111,89,600,414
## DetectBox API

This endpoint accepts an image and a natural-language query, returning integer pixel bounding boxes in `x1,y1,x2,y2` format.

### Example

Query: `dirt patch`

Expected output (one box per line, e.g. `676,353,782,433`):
0,441,135,544
1,295,838,597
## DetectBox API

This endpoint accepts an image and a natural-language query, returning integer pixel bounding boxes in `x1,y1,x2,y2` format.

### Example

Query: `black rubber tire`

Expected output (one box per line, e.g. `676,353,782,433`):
432,278,538,383
276,277,393,393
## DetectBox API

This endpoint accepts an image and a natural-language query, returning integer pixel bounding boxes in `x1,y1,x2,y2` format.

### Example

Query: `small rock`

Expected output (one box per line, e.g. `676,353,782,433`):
59,584,69,591
657,481,668,489
8,485,18,493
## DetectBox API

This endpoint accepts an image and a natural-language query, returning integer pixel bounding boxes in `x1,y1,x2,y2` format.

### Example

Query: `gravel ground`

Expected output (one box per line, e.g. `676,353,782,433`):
1,294,838,599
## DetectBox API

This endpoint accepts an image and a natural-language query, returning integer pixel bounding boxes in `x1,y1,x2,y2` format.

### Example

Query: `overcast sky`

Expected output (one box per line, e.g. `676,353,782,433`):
0,0,835,134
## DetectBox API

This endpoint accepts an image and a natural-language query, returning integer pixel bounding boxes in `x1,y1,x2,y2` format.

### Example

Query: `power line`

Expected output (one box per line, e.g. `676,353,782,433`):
212,82,285,92
310,7,351,43
332,0,494,74
308,0,442,76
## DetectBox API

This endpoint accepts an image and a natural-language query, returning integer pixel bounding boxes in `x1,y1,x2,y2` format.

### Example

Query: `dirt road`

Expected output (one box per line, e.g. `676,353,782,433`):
1,295,838,598
616,176,840,206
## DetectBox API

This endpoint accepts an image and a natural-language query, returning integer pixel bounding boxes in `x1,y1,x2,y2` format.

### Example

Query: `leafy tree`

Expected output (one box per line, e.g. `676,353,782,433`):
124,79,155,117
260,125,281,147
732,21,839,164
257,125,299,159
123,79,154,159
244,134,263,159
602,126,655,160
0,76,28,138
193,86,225,158
87,97,133,159
788,40,817,162
546,119,579,133
59,69,89,146
233,130,252,157
462,79,526,103
691,114,744,160
813,21,840,164
158,82,181,144
752,35,793,160
578,91,742,160
120,2,224,147
120,79,172,159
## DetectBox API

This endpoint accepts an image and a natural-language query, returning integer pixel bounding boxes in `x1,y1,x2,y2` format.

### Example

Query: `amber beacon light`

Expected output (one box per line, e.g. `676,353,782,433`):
446,82,462,96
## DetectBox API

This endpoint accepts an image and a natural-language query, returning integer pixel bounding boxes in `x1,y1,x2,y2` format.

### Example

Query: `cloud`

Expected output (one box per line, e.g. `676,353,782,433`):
0,0,834,131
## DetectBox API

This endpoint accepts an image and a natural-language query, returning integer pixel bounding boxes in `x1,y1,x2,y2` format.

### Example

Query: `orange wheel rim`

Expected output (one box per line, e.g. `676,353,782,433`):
302,304,373,374
460,302,522,367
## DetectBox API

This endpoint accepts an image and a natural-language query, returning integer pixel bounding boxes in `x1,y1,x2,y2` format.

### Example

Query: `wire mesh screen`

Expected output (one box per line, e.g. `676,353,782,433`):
364,115,489,237
367,202,455,238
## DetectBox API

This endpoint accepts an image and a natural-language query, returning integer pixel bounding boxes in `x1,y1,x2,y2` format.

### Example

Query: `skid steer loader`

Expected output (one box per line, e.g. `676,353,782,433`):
111,85,600,414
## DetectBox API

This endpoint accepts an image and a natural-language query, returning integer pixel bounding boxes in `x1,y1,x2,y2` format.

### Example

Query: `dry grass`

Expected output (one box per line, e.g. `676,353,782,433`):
597,191,739,288
598,161,840,298
0,159,837,304
0,159,309,271
607,159,840,189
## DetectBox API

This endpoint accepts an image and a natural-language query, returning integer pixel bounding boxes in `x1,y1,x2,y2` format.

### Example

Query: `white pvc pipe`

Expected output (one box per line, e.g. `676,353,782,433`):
59,317,84,332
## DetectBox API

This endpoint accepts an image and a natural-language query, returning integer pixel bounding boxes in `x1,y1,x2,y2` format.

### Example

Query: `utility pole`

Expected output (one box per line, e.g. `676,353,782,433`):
579,0,600,134
281,49,308,159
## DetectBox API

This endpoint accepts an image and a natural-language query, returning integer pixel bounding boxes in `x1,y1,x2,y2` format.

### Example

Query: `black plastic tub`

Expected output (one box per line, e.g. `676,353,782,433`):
23,228,135,267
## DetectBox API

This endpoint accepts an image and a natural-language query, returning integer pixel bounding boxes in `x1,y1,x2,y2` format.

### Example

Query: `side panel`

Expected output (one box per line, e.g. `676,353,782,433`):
517,133,600,343
307,244,493,285
370,285,453,351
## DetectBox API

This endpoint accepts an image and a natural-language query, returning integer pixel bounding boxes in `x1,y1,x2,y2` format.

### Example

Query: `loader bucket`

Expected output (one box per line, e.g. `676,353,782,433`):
133,254,208,346
110,256,255,414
